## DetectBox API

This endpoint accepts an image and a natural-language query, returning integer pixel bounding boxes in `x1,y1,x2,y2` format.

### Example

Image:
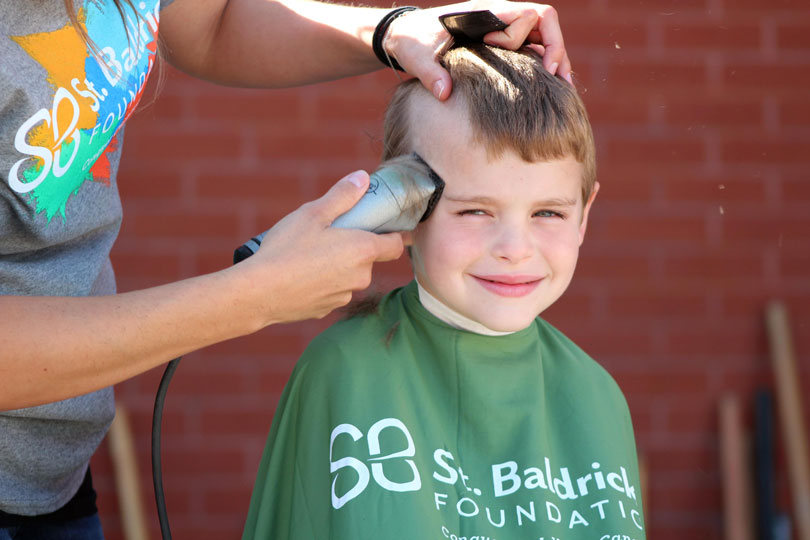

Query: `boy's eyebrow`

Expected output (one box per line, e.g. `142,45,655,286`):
444,195,579,206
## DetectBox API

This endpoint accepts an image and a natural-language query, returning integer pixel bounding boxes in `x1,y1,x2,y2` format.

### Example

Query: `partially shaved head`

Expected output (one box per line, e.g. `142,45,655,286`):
383,44,596,202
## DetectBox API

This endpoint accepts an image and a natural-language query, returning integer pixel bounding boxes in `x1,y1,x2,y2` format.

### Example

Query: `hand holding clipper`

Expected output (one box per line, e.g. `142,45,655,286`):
234,154,443,264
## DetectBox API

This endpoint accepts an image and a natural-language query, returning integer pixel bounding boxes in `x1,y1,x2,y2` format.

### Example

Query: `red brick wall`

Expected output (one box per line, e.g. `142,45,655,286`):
91,0,810,538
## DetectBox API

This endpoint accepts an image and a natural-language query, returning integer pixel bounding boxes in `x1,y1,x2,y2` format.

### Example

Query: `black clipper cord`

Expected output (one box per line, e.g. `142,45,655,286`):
152,240,258,540
152,356,180,540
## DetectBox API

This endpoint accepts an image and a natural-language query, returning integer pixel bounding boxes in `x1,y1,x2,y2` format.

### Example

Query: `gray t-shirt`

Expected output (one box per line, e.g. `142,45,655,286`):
1,0,167,515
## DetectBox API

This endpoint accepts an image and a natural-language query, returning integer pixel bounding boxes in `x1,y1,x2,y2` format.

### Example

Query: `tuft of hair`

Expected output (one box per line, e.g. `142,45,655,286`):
384,321,401,347
383,44,596,202
340,292,384,320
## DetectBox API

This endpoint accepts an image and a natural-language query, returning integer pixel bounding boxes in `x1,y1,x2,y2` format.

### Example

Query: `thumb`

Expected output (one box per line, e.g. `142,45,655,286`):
414,63,453,101
311,170,370,224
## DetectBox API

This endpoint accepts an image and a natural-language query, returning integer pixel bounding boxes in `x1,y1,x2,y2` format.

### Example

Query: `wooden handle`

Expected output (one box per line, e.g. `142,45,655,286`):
108,404,150,540
766,301,810,540
719,393,755,540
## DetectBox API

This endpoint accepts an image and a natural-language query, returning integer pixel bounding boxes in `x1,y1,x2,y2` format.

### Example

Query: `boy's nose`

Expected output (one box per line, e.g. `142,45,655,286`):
491,223,534,264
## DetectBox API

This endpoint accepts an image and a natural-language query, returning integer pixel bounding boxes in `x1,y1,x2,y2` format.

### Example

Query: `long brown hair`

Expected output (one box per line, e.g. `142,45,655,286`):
63,0,137,56
62,0,165,106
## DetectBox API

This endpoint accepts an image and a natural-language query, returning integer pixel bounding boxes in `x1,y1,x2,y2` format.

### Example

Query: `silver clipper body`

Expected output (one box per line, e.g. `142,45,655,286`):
331,154,441,233
233,154,443,263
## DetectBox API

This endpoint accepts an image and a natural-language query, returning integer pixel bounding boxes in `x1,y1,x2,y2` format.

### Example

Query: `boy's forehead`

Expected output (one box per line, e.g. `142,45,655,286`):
406,90,587,204
427,152,585,208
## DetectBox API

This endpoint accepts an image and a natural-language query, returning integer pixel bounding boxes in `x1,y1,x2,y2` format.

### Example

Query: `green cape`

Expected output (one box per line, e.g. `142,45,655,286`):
244,282,645,540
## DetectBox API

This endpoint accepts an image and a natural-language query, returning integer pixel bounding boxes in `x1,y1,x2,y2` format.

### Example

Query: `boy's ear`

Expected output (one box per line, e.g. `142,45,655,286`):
401,230,415,246
579,181,600,246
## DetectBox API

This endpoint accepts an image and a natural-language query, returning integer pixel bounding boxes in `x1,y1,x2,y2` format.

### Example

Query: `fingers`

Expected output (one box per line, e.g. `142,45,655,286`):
423,66,453,101
482,3,573,83
533,5,572,80
483,9,538,50
301,171,405,264
385,10,454,100
385,1,574,99
372,232,405,263
238,173,409,326
558,53,573,85
403,49,453,100
308,170,370,224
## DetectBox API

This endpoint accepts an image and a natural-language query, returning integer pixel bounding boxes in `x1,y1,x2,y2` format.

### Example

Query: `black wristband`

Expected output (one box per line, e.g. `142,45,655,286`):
372,6,419,72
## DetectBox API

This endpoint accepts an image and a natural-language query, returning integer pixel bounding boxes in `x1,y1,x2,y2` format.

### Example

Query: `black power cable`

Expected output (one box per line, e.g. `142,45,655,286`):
151,240,248,540
152,357,181,540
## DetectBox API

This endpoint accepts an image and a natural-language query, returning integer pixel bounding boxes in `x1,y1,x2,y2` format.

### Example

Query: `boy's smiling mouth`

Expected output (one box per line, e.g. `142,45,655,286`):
471,274,543,297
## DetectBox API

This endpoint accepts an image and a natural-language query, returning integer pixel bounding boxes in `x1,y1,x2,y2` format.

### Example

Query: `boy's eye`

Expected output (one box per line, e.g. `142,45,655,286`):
458,209,488,216
534,209,566,219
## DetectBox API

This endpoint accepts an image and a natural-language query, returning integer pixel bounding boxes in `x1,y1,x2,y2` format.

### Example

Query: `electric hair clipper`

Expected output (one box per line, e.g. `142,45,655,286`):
233,154,444,264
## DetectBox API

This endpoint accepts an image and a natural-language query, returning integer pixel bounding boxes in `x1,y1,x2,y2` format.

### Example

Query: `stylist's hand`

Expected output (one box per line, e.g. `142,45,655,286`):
386,1,571,100
238,171,404,326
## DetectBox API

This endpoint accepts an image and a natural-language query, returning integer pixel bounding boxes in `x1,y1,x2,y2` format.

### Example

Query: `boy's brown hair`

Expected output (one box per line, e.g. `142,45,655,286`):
383,44,596,202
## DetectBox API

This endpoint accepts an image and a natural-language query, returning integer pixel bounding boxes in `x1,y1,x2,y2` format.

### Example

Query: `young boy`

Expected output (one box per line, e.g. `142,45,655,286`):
242,43,645,540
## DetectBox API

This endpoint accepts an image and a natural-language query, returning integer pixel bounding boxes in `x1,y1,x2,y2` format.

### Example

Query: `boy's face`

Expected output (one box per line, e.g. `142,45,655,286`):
404,93,599,332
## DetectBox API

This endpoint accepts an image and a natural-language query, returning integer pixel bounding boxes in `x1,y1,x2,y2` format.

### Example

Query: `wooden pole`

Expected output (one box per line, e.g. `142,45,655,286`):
108,404,150,540
719,393,755,540
766,301,810,540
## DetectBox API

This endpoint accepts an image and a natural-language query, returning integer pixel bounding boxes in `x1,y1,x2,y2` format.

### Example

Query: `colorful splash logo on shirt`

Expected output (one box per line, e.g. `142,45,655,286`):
8,0,160,223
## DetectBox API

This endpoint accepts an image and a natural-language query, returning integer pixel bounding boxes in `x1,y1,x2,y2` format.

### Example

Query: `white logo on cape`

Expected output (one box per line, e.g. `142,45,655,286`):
327,416,645,535
329,418,422,509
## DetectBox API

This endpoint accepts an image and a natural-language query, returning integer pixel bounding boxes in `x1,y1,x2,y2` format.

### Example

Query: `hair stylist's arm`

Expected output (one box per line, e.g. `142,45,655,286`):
158,0,571,99
0,172,402,411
